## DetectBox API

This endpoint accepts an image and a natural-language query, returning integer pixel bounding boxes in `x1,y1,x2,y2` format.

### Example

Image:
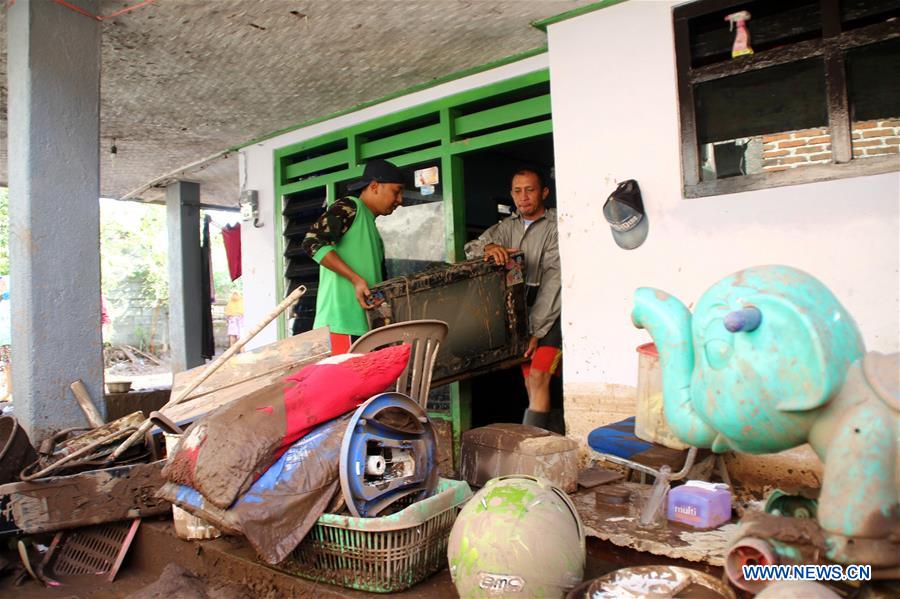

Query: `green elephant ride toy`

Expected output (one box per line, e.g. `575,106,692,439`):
631,265,899,574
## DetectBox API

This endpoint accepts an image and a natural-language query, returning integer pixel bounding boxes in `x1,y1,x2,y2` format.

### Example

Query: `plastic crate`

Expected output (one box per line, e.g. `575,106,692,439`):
275,478,472,593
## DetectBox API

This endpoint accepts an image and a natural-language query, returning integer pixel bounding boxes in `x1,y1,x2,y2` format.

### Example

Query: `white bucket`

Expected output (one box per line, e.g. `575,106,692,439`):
634,343,690,450
163,433,222,540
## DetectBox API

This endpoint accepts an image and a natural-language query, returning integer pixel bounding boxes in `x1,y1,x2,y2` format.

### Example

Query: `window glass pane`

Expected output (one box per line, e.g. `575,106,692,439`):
841,0,900,31
696,59,827,144
347,160,448,278
695,59,828,180
847,38,900,161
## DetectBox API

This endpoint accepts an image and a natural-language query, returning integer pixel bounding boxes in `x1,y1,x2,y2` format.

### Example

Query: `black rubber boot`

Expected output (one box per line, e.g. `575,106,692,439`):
548,408,566,436
522,409,551,430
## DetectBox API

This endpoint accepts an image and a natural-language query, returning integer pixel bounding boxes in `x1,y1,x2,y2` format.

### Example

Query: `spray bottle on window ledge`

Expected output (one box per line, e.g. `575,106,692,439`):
725,11,753,58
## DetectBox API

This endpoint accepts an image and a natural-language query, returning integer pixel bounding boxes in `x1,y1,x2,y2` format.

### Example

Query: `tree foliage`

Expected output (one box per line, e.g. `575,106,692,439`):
100,199,169,303
0,192,239,315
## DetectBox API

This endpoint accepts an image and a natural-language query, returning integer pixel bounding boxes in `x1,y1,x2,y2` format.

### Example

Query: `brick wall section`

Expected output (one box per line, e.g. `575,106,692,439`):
761,118,900,172
566,382,639,466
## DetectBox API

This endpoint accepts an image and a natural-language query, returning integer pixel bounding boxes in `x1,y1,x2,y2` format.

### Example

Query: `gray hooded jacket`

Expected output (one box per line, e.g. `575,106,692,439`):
464,208,561,339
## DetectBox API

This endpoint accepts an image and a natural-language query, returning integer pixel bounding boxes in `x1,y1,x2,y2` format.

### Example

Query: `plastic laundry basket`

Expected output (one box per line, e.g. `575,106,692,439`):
275,478,472,593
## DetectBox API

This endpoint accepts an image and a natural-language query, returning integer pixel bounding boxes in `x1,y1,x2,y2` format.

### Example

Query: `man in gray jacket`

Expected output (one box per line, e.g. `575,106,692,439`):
465,169,563,433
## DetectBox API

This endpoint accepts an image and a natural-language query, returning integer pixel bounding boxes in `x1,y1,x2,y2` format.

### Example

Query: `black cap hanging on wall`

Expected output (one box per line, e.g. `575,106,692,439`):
603,180,648,250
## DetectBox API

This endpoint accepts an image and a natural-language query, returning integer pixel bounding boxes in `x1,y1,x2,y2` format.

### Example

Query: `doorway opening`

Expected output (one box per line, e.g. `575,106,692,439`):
461,133,562,429
273,69,558,456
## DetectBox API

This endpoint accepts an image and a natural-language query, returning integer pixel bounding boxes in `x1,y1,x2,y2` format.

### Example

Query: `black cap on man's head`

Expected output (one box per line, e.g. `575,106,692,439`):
348,159,404,192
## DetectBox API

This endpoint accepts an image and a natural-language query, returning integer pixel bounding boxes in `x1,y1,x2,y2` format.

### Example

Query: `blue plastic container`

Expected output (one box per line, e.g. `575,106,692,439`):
667,480,732,529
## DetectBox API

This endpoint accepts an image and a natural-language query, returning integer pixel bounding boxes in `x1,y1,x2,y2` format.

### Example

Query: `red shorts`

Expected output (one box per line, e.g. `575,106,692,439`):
329,333,355,355
521,346,562,378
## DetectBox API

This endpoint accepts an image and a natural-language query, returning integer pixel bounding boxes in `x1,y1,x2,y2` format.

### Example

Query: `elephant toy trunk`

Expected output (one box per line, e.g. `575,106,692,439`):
632,288,718,448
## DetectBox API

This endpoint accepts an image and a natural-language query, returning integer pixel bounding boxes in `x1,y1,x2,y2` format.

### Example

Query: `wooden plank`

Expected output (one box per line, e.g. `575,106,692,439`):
838,18,900,51
123,344,162,366
842,0,900,25
386,146,444,168
118,345,140,365
170,326,329,403
164,327,331,427
688,19,900,85
821,0,840,39
0,461,169,534
825,44,852,164
672,0,747,21
69,380,105,428
688,38,824,85
675,17,701,188
684,154,900,198
163,364,297,427
686,2,824,63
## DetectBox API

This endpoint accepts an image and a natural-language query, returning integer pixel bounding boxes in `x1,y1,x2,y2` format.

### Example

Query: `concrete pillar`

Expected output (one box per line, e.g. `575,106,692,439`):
166,181,204,372
7,0,104,440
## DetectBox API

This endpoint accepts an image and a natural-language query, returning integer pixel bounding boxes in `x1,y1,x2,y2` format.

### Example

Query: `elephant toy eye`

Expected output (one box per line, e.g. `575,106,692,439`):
704,338,733,370
703,316,734,370
724,306,762,333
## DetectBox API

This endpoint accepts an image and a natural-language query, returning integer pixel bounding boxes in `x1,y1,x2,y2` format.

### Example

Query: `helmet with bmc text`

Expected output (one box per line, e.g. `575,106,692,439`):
447,475,585,598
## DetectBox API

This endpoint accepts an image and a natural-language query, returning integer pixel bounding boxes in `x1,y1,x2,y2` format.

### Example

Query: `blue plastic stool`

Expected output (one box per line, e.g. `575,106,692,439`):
587,417,728,484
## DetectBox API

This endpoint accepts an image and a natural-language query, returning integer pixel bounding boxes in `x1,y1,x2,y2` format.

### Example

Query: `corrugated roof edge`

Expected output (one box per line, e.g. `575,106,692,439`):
233,45,549,151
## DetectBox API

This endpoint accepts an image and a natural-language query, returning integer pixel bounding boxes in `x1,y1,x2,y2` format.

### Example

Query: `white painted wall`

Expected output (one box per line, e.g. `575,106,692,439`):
240,54,549,349
548,0,900,393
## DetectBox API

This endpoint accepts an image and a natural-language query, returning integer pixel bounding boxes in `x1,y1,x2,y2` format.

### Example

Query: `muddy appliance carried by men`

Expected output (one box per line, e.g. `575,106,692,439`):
364,253,531,465
632,265,899,591
366,254,530,386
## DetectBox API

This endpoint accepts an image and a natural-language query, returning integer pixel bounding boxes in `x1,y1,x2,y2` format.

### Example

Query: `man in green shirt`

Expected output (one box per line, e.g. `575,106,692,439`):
301,159,404,353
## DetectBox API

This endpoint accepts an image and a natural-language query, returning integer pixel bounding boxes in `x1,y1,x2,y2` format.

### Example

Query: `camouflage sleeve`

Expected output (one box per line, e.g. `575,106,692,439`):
301,198,358,261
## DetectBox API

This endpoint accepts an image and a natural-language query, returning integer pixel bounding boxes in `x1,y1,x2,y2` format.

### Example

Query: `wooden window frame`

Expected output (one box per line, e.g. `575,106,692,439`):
675,0,900,198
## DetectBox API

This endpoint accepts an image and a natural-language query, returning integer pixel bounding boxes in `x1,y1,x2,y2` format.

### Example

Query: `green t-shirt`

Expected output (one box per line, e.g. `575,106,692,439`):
311,196,384,336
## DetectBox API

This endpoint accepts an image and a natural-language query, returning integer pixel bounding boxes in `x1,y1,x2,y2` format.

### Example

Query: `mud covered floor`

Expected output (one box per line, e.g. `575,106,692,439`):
572,483,738,566
128,563,259,599
0,517,456,599
0,515,725,598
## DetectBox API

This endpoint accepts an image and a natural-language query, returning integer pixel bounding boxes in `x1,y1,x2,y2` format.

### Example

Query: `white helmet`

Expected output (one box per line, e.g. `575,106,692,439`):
448,475,585,597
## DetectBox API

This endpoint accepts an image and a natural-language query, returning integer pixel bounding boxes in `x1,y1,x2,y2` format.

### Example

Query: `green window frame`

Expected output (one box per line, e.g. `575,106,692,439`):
273,69,553,338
